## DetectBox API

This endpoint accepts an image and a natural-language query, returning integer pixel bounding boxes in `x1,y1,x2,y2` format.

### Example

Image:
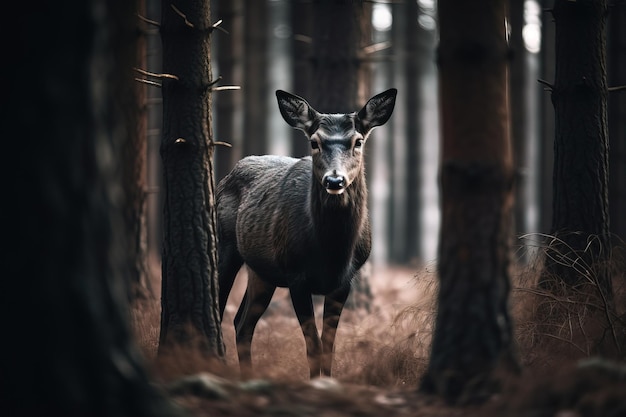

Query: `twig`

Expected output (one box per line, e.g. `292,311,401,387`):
171,4,194,28
608,85,626,93
137,13,160,27
211,19,229,34
294,34,313,44
363,41,392,55
134,68,179,80
212,140,232,148
135,78,161,88
208,76,222,87
537,79,554,91
211,86,241,92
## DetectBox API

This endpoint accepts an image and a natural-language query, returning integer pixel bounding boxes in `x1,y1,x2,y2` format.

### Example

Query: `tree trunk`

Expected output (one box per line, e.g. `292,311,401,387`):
159,0,225,358
242,0,268,157
542,0,611,298
1,1,178,415
214,0,243,183
125,0,152,300
607,4,626,246
421,0,518,404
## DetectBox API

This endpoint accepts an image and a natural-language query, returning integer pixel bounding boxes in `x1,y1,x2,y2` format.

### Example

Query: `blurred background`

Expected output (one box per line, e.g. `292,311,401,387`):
143,0,625,269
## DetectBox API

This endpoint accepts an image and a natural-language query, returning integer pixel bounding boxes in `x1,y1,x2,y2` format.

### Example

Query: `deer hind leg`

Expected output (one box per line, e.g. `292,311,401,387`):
321,285,350,377
289,286,322,378
234,268,275,378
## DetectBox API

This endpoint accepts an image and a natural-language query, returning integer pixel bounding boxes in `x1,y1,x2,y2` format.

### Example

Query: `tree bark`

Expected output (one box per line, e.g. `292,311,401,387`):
421,0,518,404
1,1,178,415
158,0,225,358
542,0,611,298
125,0,152,300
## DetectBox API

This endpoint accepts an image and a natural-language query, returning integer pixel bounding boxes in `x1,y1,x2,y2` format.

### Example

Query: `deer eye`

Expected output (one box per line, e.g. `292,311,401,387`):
355,139,364,148
310,140,319,150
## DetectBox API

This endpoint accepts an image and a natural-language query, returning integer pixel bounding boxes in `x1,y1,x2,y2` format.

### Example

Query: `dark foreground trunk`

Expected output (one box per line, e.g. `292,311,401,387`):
1,1,178,416
421,0,518,404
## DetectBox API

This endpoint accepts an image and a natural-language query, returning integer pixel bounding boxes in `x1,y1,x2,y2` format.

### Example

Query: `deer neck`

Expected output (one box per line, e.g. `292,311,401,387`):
310,170,368,251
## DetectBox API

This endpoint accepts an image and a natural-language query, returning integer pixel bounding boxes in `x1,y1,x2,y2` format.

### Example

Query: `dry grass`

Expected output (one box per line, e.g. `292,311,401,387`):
130,239,626,415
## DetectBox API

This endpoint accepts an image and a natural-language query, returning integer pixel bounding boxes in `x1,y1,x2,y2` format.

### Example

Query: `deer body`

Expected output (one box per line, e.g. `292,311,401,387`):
217,89,396,377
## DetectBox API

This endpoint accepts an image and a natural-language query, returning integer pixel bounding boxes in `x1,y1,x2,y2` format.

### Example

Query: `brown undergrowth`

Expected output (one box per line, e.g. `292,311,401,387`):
130,239,626,416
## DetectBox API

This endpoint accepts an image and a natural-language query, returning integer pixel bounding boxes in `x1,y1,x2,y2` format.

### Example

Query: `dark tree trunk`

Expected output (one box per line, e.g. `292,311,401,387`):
421,0,518,404
309,0,373,311
542,0,612,298
607,4,626,245
125,0,152,300
310,0,361,111
1,1,178,415
242,0,268,156
214,0,243,183
290,0,315,157
159,0,225,358
509,0,529,241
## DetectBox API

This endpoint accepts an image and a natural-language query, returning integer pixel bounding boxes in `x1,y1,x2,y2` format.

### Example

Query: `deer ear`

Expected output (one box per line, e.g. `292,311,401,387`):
276,90,320,132
357,88,397,133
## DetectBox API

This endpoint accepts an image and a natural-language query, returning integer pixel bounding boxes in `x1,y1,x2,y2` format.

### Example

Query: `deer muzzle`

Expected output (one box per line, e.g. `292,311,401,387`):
322,171,347,195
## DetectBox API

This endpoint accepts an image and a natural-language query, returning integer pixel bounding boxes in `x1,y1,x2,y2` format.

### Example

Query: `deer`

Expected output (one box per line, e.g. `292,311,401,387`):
216,88,397,378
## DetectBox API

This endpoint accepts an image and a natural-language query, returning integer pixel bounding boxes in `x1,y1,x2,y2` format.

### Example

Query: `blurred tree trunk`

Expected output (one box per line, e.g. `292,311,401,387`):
214,0,243,183
608,4,626,246
542,0,612,299
421,0,518,404
125,0,152,300
310,0,361,112
242,0,268,156
310,0,373,311
159,0,225,357
290,0,314,157
1,0,179,415
509,0,528,242
539,0,556,235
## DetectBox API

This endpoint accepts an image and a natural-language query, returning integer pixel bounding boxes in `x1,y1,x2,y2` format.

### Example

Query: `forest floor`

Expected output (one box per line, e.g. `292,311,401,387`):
131,255,626,417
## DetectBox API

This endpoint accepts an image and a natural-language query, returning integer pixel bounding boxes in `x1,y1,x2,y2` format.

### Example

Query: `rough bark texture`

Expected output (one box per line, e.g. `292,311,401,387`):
159,0,225,357
543,0,611,297
1,1,178,416
607,5,626,245
421,0,517,404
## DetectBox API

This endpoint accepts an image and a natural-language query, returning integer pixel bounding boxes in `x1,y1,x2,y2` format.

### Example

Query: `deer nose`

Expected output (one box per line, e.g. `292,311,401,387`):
322,172,346,194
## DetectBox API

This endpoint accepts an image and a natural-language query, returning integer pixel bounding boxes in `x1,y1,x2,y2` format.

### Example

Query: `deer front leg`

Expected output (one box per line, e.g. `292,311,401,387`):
289,286,322,378
321,285,350,376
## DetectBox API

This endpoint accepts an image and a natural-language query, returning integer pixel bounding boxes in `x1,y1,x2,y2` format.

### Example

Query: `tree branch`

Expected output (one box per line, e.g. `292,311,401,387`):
134,68,179,80
608,85,626,93
211,86,241,92
537,78,554,91
211,19,229,34
135,78,161,88
137,13,160,27
171,4,194,28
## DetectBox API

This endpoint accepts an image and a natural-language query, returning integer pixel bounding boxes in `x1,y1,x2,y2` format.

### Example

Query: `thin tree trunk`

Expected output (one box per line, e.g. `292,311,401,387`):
542,0,611,299
421,0,518,404
125,0,152,300
242,0,268,156
159,0,225,358
607,4,626,245
2,1,178,415
214,0,244,183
